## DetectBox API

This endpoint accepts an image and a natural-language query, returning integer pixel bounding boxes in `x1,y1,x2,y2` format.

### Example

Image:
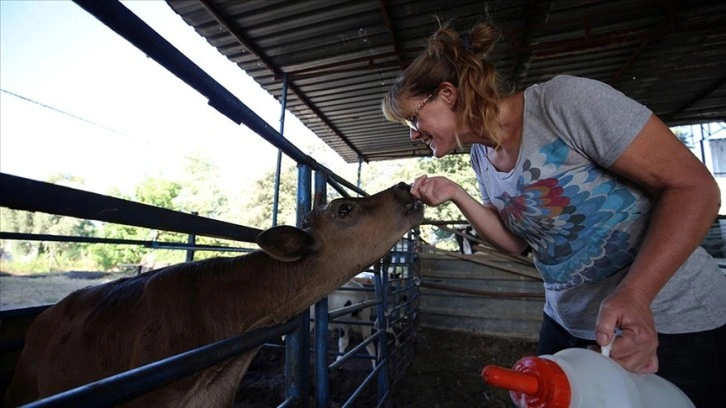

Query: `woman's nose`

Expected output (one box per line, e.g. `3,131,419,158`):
409,128,421,141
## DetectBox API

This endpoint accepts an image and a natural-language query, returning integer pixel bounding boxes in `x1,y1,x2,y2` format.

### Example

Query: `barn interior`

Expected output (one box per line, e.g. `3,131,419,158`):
1,1,725,407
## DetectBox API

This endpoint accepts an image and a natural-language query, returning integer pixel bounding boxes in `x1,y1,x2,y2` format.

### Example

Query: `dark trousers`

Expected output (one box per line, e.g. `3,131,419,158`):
537,313,726,408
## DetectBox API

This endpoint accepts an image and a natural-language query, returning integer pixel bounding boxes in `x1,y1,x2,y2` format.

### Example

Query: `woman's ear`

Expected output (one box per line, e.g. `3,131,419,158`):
439,81,457,109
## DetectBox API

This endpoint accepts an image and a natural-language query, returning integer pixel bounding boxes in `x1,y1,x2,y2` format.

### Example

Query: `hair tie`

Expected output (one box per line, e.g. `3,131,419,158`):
459,32,473,50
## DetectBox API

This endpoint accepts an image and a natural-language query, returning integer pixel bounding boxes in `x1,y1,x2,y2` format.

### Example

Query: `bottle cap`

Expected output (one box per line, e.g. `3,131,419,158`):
482,356,571,408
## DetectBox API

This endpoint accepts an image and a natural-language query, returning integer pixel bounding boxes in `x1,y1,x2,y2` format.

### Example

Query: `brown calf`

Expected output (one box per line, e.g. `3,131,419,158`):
5,182,424,407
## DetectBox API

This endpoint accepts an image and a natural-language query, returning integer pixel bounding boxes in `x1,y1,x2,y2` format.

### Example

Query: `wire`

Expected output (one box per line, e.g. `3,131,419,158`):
1,88,126,136
0,88,219,170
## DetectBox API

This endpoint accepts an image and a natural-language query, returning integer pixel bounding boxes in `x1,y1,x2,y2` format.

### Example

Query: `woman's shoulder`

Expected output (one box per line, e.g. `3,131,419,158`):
545,74,595,85
535,75,612,96
526,75,632,114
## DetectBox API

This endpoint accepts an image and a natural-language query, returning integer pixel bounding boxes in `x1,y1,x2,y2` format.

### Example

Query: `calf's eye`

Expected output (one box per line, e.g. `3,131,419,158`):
338,203,353,217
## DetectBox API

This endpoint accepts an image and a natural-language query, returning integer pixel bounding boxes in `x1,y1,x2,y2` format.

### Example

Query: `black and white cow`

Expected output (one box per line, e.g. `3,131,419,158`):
455,225,479,254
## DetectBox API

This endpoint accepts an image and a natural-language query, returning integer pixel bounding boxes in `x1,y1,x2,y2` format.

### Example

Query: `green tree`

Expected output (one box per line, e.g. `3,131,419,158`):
0,173,97,273
173,156,238,261
174,156,230,220
88,177,186,269
238,160,299,230
89,155,241,268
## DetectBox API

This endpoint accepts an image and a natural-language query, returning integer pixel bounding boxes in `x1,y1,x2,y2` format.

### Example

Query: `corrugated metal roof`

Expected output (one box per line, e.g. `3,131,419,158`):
165,0,726,164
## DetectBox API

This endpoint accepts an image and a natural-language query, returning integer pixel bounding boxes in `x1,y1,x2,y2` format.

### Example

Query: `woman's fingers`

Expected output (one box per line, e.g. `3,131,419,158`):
410,175,428,199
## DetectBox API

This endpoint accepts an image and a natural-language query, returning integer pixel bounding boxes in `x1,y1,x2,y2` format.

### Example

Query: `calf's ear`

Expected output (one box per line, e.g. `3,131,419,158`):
256,225,316,262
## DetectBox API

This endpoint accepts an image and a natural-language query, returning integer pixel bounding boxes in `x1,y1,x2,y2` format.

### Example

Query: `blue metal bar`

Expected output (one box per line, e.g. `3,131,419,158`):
272,73,288,227
284,164,312,407
357,158,363,191
326,176,354,198
296,165,312,227
314,296,330,408
314,170,328,208
313,170,330,407
330,286,374,292
0,305,51,319
327,319,374,327
376,389,393,408
22,318,299,408
277,396,296,408
341,357,388,408
327,299,379,320
328,330,382,371
284,313,309,407
0,232,252,252
374,267,390,404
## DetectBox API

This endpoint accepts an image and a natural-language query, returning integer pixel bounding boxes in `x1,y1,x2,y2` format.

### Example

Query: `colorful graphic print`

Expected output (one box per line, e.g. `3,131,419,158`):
495,139,646,290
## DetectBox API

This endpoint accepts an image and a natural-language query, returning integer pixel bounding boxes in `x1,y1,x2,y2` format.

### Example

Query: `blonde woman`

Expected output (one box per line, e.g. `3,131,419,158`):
382,21,726,406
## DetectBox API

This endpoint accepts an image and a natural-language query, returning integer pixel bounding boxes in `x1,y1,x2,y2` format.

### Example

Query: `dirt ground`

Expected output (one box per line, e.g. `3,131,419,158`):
0,271,124,310
391,327,537,407
1,272,537,407
235,326,537,407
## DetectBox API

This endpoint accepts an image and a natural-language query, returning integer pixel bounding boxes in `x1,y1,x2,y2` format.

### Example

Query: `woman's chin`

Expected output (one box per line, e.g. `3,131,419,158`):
431,145,452,158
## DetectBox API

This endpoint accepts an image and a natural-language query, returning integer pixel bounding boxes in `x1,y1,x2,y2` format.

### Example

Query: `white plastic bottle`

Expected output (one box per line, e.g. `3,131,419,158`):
481,348,695,408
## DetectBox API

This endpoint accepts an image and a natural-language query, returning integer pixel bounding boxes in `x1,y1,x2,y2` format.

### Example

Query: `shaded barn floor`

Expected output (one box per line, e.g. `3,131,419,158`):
234,332,385,408
234,327,537,407
391,327,537,407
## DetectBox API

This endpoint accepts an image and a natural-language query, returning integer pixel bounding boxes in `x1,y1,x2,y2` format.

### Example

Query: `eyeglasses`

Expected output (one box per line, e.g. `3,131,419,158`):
404,86,439,132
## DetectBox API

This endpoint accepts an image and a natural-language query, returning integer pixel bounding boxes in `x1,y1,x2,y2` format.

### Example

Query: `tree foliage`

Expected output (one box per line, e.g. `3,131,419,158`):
89,155,237,268
0,174,97,273
238,160,299,230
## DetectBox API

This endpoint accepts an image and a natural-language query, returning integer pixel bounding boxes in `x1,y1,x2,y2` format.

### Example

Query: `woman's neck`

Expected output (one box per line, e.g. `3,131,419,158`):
482,92,524,172
496,92,524,149
463,92,524,149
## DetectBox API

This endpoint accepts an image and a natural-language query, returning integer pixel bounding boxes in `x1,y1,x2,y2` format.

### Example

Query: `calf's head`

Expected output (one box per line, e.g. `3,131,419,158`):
256,182,423,268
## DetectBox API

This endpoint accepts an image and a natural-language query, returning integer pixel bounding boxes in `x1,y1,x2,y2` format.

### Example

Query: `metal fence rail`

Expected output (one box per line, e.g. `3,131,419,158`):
22,319,300,408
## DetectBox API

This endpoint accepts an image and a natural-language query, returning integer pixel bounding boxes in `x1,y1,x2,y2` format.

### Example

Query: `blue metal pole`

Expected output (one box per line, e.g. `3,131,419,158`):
285,165,312,406
374,264,390,405
313,298,329,408
357,158,362,193
312,170,330,407
272,74,288,227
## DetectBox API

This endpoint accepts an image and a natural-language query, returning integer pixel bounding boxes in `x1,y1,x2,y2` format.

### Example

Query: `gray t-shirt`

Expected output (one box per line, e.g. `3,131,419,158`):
470,75,726,338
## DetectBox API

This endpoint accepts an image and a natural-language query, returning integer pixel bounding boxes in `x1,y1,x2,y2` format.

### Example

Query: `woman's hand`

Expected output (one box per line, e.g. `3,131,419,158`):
410,175,463,207
595,285,659,374
412,174,529,255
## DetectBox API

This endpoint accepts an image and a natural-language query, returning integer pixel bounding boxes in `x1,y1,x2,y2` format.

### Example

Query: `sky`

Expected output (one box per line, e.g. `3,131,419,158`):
0,0,355,196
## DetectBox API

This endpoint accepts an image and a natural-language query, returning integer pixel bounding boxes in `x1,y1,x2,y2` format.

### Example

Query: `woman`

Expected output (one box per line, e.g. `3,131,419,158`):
382,21,726,406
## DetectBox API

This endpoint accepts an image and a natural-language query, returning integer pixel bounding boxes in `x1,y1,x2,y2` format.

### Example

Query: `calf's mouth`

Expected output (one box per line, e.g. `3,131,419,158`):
404,199,424,215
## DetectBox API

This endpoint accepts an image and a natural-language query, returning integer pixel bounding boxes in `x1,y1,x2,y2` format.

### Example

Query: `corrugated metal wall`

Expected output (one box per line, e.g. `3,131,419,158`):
417,253,544,341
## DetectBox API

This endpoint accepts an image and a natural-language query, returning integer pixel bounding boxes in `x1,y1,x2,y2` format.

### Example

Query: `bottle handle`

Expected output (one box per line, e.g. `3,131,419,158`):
600,328,621,358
